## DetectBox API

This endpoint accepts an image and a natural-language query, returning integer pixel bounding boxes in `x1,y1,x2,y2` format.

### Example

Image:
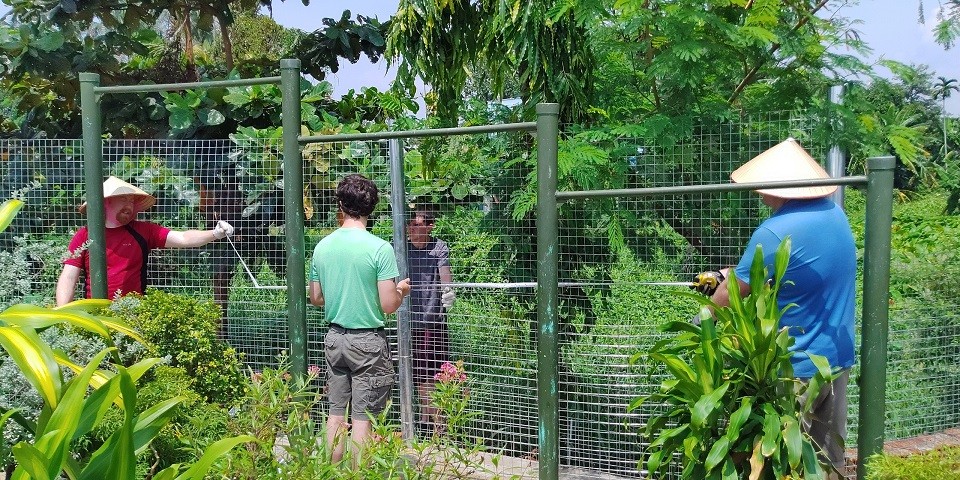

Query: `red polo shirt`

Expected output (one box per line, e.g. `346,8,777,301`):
64,221,170,299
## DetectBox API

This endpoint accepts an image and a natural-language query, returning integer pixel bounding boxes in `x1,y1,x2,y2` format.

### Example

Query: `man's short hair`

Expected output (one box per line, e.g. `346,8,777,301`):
336,174,379,218
410,205,436,225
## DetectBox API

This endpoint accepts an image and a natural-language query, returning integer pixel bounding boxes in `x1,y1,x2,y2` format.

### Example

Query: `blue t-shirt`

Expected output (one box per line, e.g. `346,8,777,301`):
734,198,856,378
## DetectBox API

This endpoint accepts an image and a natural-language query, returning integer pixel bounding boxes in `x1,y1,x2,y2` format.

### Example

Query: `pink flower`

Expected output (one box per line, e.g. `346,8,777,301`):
433,360,468,384
308,365,322,376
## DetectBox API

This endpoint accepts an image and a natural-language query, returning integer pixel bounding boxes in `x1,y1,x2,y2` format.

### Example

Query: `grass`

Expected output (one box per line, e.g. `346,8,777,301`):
866,445,960,480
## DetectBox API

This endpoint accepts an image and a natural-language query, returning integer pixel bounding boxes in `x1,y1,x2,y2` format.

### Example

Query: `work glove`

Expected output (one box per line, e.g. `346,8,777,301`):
441,286,456,309
691,270,724,296
213,220,235,239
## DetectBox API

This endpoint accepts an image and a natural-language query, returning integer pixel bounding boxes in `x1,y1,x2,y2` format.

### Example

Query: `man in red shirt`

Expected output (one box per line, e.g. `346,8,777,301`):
55,176,234,306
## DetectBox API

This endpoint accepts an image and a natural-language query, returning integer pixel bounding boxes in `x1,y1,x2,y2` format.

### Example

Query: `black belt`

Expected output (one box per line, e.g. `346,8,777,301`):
330,323,384,333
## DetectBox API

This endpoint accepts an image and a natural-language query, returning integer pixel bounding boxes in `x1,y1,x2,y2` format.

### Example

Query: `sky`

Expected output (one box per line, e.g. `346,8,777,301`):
1,0,957,113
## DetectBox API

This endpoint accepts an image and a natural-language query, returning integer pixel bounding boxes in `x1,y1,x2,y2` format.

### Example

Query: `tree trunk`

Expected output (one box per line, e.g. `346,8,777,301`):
218,15,234,73
183,8,197,81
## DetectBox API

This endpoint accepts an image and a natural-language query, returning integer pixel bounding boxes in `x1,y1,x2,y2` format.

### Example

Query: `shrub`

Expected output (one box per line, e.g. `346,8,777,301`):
0,234,69,308
106,290,247,405
865,446,960,480
0,325,108,468
84,365,230,476
635,238,834,479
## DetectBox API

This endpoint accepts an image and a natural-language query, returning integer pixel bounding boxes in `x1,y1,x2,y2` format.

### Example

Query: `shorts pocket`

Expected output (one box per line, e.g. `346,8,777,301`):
353,334,386,354
363,374,395,413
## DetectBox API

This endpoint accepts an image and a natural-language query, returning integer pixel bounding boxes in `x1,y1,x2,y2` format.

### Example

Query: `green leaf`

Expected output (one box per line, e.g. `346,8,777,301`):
105,368,137,480
760,409,782,457
0,199,24,233
801,439,824,479
73,357,164,439
132,397,184,455
11,443,54,479
0,326,61,408
169,109,195,131
705,436,730,471
726,397,753,442
198,108,225,126
174,435,256,480
782,416,802,469
33,32,64,52
721,457,738,480
152,466,182,480
33,348,112,474
0,304,111,340
451,183,470,200
691,382,729,428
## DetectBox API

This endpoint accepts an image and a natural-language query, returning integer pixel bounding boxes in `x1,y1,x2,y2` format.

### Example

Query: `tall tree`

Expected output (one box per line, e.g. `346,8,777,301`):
387,0,602,125
921,0,960,49
933,76,958,153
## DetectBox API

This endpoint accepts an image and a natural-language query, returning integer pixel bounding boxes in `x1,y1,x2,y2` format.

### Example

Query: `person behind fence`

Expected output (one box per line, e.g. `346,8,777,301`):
406,205,455,434
309,173,411,463
55,176,234,306
691,138,855,476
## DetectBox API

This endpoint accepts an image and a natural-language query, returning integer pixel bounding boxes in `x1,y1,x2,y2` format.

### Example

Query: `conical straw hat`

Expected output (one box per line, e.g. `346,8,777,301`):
730,138,837,199
78,176,156,214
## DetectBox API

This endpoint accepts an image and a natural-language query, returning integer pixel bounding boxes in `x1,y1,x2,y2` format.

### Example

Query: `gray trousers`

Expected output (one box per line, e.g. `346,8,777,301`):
798,369,850,476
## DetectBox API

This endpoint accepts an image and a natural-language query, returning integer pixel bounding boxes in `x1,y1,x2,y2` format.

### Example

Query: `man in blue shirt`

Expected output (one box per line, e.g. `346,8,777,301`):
696,138,856,475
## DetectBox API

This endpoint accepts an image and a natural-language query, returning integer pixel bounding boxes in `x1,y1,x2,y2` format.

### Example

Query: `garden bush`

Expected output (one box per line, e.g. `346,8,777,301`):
0,325,107,469
0,233,70,308
865,446,960,480
82,364,230,477
636,239,833,479
847,189,960,439
105,290,248,405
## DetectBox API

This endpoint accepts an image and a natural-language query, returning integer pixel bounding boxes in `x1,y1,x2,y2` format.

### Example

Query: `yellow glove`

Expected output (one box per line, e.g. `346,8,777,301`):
691,271,724,296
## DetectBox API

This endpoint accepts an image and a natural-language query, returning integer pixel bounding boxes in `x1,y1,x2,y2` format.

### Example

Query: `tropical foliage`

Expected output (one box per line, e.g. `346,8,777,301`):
633,238,835,479
0,199,251,477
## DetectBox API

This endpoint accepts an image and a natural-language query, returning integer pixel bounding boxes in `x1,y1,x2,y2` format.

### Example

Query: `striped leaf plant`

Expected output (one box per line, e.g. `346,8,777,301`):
631,238,837,480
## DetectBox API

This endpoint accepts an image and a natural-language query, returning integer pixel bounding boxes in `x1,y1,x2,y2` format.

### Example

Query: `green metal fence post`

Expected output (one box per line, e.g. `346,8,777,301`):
79,72,107,299
280,59,307,377
536,103,560,480
857,155,895,480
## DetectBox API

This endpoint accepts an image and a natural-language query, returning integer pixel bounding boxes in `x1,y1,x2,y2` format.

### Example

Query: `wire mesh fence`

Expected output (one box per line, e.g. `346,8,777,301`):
0,107,956,478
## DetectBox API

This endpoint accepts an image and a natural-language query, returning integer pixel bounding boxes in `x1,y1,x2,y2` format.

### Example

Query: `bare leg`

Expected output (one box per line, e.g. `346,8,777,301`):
350,417,373,463
326,415,349,462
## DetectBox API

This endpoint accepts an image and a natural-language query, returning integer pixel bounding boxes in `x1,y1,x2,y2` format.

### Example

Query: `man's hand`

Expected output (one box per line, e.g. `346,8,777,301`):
213,220,234,239
691,270,724,296
441,286,456,308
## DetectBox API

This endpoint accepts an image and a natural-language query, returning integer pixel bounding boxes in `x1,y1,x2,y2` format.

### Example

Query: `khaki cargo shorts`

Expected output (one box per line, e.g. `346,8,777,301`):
324,324,395,420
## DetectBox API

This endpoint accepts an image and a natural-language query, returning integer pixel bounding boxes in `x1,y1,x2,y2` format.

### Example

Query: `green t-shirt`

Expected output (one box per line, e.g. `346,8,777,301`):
309,227,400,328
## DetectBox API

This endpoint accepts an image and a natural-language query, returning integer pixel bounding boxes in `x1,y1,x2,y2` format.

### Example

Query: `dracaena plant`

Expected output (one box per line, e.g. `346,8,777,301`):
631,237,835,480
0,198,252,479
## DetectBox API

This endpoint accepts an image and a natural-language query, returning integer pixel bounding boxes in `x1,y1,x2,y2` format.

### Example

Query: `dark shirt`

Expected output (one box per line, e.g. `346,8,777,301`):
407,238,450,328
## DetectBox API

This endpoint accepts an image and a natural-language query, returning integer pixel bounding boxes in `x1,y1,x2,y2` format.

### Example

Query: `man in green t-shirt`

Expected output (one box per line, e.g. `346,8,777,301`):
309,174,410,463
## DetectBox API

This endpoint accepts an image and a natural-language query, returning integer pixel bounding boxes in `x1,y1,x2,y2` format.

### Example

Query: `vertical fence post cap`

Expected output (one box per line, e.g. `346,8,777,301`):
867,156,896,170
536,103,560,115
79,73,100,83
280,58,301,69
